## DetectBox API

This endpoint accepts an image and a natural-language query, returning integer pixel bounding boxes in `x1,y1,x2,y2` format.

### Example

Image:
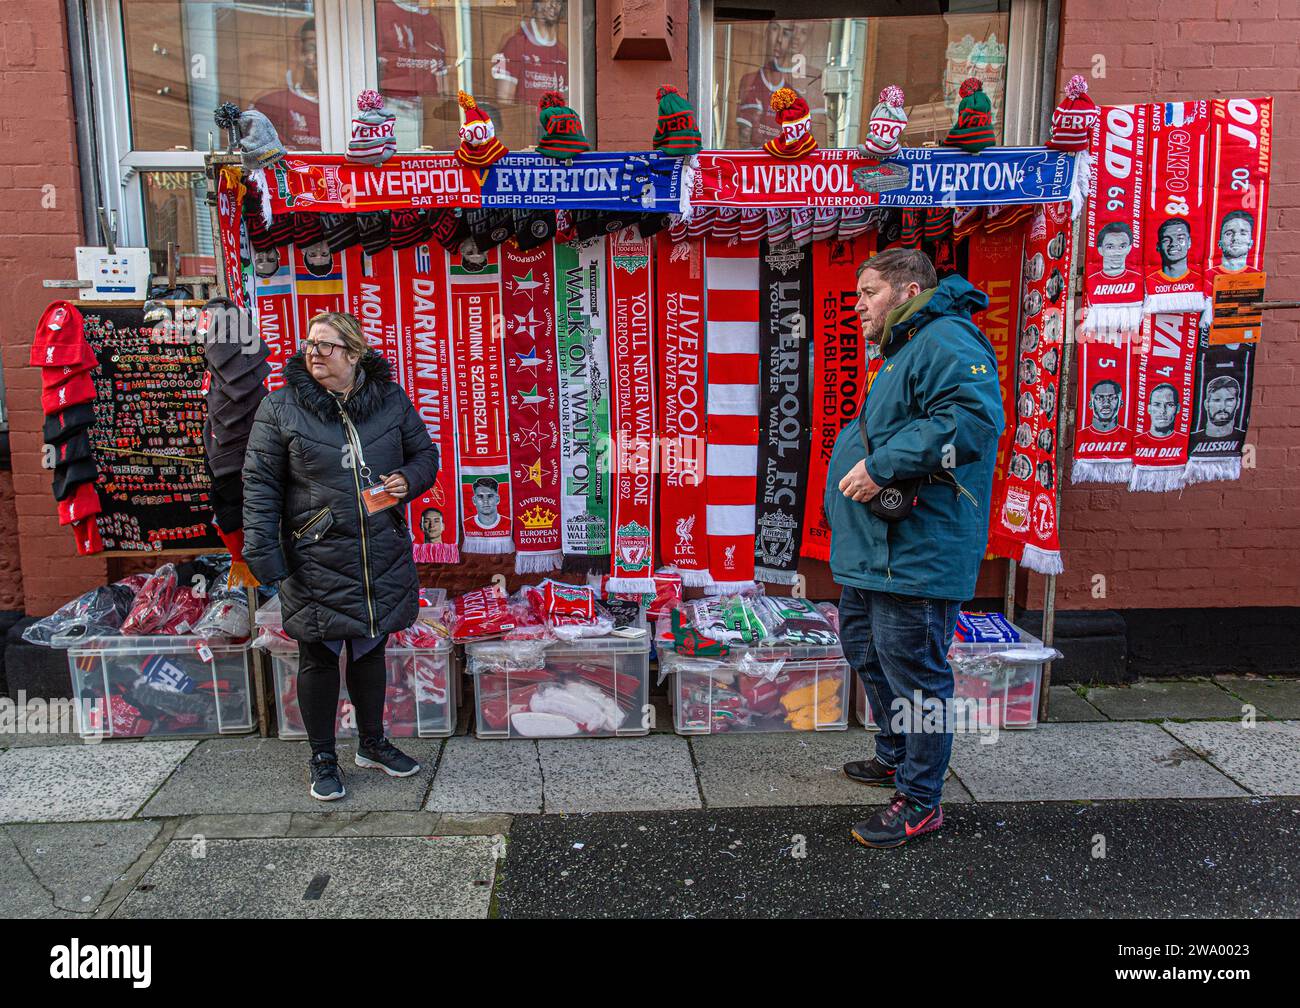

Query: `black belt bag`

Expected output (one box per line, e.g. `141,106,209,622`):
858,416,956,523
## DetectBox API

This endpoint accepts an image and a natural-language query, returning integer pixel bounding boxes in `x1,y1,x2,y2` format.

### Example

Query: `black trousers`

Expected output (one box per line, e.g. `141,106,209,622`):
296,636,389,755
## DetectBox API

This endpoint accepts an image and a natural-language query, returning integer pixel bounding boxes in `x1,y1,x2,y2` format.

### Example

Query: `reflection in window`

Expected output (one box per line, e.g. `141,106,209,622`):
374,0,569,153
141,171,213,277
712,10,1010,151
122,0,320,152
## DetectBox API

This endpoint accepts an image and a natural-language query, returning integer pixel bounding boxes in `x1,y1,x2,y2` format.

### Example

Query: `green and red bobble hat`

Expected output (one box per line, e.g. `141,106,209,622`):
944,77,996,154
536,91,590,160
763,86,817,159
456,90,509,169
652,85,702,156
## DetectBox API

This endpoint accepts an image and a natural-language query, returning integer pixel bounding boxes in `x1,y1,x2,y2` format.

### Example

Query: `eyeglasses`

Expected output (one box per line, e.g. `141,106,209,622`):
305,339,346,358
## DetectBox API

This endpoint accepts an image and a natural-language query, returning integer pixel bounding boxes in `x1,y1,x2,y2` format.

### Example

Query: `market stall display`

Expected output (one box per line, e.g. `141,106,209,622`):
854,616,1059,731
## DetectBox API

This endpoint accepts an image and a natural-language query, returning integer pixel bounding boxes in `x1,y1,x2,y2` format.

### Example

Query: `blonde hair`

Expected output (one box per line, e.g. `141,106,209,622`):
307,311,368,358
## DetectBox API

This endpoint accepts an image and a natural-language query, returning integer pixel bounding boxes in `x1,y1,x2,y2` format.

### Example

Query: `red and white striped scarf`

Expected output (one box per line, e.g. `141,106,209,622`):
655,237,711,586
703,237,760,593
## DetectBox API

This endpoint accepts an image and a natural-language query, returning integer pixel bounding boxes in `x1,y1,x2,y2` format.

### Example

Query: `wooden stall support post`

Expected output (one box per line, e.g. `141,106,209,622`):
1039,213,1085,722
246,586,272,737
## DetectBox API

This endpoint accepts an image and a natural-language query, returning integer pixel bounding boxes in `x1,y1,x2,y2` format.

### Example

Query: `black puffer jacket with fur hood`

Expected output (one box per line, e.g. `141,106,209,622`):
242,350,438,642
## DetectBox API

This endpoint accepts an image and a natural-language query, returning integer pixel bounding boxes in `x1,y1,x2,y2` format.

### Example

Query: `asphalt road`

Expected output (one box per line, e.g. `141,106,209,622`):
495,798,1300,918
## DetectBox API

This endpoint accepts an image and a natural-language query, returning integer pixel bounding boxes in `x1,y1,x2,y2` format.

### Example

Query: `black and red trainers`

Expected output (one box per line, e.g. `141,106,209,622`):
842,757,897,788
851,793,944,849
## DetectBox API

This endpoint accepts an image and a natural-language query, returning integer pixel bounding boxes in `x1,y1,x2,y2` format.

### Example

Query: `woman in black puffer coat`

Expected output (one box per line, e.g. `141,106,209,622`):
243,311,438,801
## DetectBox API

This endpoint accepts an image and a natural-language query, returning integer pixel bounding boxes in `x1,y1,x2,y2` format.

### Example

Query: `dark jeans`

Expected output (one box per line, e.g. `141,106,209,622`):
839,587,960,808
296,636,389,756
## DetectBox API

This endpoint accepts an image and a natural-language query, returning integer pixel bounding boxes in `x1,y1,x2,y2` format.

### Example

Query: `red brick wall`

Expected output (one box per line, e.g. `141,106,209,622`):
0,471,23,611
0,0,106,616
1053,0,1300,609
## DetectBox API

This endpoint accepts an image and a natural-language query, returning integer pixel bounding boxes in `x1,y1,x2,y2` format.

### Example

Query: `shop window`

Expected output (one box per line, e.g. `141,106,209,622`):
372,0,572,153
707,2,1013,150
140,170,214,278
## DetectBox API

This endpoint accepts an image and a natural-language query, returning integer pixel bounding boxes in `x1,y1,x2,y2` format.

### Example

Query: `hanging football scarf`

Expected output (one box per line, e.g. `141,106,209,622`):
343,247,402,370
555,241,611,570
802,235,871,563
1186,96,1271,484
253,248,297,392
703,237,761,592
1185,340,1255,483
501,239,564,573
1143,101,1211,316
1082,104,1148,335
655,237,711,586
397,242,460,564
1129,312,1199,491
216,167,246,309
1072,328,1140,484
754,239,812,584
449,247,513,554
606,228,658,592
987,203,1069,575
291,242,345,325
966,222,1027,557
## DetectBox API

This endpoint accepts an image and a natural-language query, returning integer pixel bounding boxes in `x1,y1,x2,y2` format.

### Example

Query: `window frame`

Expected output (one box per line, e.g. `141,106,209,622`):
696,0,1049,153
81,0,590,250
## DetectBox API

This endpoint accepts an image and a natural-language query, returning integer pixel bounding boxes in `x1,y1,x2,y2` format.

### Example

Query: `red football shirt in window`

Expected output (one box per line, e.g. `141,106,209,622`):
253,83,321,150
492,19,568,109
376,0,449,98
735,66,827,148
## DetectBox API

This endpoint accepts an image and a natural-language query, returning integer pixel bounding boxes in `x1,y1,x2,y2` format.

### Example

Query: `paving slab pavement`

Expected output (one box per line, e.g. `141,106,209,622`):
949,722,1247,802
1214,677,1300,720
1084,680,1244,721
113,835,498,919
689,730,972,807
1162,720,1300,796
426,737,544,813
494,798,1300,918
0,741,195,823
1045,686,1107,723
0,820,162,918
140,737,442,817
536,735,701,813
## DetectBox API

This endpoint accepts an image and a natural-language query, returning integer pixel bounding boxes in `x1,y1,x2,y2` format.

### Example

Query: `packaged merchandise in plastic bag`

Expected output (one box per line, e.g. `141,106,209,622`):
451,584,529,641
22,574,149,647
193,596,251,640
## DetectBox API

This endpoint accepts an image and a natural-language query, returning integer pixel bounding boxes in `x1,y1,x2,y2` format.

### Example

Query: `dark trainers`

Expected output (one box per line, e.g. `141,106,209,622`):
309,752,346,801
355,736,421,777
851,793,943,849
843,757,897,787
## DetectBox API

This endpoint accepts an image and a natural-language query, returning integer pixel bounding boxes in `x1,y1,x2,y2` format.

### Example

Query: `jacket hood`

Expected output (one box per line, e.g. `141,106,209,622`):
884,274,990,354
285,349,395,423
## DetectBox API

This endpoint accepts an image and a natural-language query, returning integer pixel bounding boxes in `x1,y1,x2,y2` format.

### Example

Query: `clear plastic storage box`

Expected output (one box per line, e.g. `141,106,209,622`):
466,633,651,739
660,643,850,735
854,624,1045,730
268,637,460,739
69,635,254,739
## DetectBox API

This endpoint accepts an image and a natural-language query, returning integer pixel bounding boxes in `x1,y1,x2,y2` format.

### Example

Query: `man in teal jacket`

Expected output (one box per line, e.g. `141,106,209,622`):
824,247,1004,848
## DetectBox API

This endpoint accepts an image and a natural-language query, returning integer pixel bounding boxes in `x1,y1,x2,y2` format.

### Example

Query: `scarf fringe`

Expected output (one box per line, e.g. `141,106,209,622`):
1183,456,1241,485
412,541,460,564
704,580,756,597
679,156,697,217
1081,301,1143,335
755,566,800,586
676,568,714,588
1069,150,1091,221
1144,292,1209,315
1071,459,1134,484
606,576,656,594
1020,544,1064,576
255,168,273,229
462,536,515,555
1128,465,1186,493
515,550,562,574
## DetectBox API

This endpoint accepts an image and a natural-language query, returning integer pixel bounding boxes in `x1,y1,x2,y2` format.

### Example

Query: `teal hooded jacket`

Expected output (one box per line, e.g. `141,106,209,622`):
823,274,1004,601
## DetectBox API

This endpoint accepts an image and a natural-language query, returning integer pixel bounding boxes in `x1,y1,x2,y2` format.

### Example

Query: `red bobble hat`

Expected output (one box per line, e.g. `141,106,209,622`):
456,91,509,169
763,87,817,160
1047,75,1098,151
